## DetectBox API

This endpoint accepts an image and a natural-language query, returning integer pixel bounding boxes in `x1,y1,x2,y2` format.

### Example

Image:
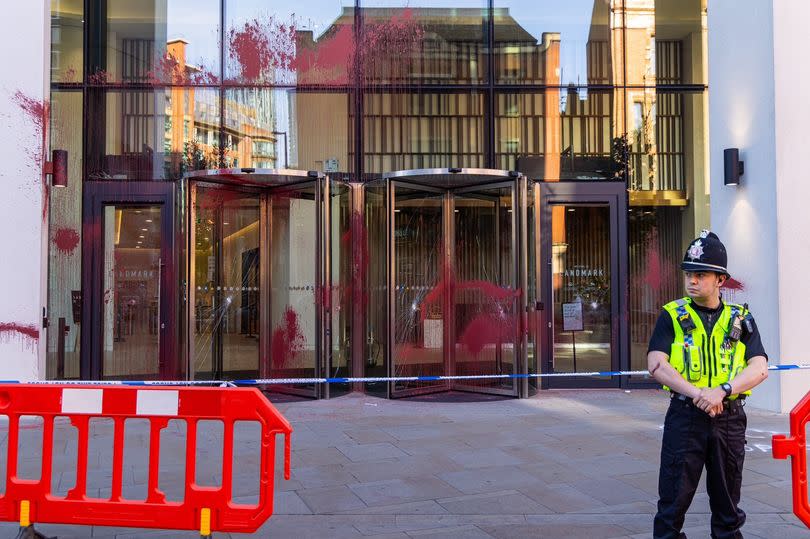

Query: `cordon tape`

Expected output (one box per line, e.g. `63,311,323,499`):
0,363,807,387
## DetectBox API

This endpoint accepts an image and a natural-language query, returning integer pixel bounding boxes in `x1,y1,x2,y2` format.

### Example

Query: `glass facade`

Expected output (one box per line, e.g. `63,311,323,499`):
48,0,710,395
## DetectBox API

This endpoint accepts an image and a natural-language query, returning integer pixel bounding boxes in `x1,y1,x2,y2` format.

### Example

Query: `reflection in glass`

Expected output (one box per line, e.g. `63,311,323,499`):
364,92,485,173
102,206,162,378
392,188,444,393
551,205,611,374
626,89,698,192
47,91,83,379
494,0,616,85
102,0,220,84
497,89,621,179
359,1,488,85
226,90,351,172
623,0,707,86
51,0,84,82
89,88,220,180
225,0,353,85
453,188,516,392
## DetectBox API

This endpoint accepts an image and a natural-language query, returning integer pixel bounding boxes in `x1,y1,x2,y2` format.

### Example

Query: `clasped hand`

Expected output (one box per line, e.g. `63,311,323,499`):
693,387,725,417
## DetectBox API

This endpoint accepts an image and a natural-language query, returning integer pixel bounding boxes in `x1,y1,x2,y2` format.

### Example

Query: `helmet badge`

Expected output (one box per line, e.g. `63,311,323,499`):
688,240,704,261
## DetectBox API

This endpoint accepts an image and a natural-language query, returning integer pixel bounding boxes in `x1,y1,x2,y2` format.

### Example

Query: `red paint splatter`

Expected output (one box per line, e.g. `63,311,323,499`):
420,279,519,323
343,211,368,308
458,312,518,358
0,322,39,350
228,18,296,82
270,306,305,369
53,227,80,255
11,90,51,221
87,69,111,85
722,277,745,291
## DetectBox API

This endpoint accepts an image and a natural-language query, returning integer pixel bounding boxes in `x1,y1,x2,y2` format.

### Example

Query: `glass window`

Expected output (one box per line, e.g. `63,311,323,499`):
225,0,354,85
51,0,84,82
225,89,351,172
625,89,706,193
628,207,683,375
359,1,488,85
101,0,220,84
47,90,83,379
87,88,220,180
363,91,485,173
623,0,707,86
494,0,618,85
497,89,622,179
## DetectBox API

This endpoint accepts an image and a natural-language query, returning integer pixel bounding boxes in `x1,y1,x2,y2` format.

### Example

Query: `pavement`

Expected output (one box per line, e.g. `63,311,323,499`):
0,389,807,538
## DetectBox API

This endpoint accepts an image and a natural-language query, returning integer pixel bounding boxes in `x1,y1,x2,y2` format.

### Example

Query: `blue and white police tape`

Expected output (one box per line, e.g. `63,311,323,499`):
0,363,808,386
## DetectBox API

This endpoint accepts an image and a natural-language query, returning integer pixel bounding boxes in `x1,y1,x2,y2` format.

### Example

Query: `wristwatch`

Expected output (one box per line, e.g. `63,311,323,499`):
720,382,733,397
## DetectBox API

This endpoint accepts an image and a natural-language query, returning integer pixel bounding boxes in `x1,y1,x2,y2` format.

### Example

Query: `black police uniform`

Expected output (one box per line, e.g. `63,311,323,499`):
648,231,767,539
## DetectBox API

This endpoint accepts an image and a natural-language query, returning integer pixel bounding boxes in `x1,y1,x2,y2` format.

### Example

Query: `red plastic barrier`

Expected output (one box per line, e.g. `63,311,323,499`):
772,389,810,529
0,385,292,535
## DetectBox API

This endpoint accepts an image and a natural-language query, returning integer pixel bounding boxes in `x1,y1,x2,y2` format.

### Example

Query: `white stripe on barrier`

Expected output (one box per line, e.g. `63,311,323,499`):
136,390,179,416
61,388,103,414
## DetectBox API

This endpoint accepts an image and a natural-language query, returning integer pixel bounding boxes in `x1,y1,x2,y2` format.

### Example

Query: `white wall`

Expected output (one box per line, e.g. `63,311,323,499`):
0,1,49,380
709,0,810,412
771,0,810,411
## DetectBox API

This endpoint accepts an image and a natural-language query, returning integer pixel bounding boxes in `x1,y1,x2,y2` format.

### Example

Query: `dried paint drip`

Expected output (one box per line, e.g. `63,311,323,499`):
228,18,296,82
343,211,369,308
0,322,39,350
53,227,80,255
360,9,424,82
11,90,50,220
270,306,305,369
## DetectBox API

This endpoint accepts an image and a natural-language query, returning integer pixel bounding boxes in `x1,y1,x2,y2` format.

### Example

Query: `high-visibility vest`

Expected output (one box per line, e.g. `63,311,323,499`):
662,297,751,398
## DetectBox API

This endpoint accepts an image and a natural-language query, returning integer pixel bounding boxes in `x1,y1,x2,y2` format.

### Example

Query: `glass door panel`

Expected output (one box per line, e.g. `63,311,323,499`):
102,206,162,379
192,186,260,380
391,185,447,396
221,197,261,377
452,186,518,395
268,186,319,396
550,204,612,377
329,180,353,397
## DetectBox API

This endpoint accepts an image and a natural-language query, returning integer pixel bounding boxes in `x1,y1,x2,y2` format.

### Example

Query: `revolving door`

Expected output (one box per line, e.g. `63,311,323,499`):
182,169,351,398
365,169,530,398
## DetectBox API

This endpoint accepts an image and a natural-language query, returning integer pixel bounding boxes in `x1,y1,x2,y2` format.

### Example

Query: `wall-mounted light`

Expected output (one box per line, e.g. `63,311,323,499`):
724,148,744,186
44,149,68,187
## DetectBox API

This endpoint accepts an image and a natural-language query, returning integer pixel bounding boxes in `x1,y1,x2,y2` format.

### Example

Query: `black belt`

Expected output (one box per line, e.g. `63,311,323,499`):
670,392,745,408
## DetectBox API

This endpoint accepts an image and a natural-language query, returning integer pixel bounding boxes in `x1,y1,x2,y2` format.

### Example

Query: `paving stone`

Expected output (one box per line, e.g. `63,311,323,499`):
436,490,553,515
348,477,460,507
297,484,367,513
336,442,409,462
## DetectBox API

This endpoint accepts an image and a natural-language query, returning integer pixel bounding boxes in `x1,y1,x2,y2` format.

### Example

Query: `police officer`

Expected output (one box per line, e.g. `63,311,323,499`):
647,230,769,539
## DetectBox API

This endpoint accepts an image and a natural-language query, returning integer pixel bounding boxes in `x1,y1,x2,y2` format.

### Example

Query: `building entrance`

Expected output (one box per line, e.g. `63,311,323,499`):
366,169,530,398
184,170,339,398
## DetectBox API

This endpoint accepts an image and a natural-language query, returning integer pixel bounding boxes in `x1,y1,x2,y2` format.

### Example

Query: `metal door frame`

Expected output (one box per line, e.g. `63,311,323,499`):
537,181,628,390
82,181,178,380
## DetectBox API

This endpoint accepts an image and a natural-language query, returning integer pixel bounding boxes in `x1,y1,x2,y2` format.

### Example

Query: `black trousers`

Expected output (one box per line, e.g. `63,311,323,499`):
653,397,747,539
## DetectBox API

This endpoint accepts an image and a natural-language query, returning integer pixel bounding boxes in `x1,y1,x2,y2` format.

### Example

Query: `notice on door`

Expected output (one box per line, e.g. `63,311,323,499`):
562,302,584,332
424,319,443,349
